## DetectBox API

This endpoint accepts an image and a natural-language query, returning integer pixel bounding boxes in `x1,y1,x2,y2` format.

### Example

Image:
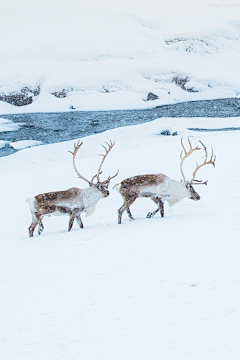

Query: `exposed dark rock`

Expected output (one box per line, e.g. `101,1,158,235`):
90,121,99,126
146,92,159,101
51,89,68,98
172,76,198,93
101,87,110,93
0,85,41,107
51,88,73,98
33,84,41,96
0,87,32,106
159,129,178,136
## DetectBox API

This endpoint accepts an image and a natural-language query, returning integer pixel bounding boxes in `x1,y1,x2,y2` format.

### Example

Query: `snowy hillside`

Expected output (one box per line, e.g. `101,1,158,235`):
1,117,240,359
1,0,240,113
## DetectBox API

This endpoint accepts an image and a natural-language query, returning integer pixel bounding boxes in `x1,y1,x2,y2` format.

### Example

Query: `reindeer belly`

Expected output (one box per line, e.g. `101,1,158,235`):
139,184,167,198
37,200,77,217
52,207,72,216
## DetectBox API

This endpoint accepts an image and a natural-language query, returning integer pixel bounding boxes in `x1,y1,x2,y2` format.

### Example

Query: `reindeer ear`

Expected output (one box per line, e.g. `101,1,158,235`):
96,183,103,190
186,181,190,189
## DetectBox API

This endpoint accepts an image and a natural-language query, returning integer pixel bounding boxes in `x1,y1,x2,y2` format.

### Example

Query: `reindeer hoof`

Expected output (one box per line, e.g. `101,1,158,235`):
38,228,43,235
147,212,153,218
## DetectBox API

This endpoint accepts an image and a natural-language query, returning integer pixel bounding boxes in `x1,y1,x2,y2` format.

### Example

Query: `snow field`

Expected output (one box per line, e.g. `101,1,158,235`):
0,0,240,113
0,117,240,359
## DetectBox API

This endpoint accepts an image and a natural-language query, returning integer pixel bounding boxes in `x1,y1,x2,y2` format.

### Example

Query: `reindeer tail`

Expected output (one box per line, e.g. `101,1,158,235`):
113,183,121,192
25,197,35,212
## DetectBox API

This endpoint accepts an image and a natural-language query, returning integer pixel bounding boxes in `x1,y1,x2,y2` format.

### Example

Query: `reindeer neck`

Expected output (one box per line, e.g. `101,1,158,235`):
165,178,189,206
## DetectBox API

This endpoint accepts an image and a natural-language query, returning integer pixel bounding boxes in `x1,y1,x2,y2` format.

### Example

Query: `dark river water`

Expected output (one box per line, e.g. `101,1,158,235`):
1,97,240,157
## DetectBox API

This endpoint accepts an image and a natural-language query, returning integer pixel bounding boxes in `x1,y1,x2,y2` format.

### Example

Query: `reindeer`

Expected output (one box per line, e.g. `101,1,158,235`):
114,138,216,224
26,140,118,237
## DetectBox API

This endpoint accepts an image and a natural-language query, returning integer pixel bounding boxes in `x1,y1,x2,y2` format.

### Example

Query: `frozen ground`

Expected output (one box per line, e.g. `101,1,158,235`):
0,0,240,113
0,117,240,359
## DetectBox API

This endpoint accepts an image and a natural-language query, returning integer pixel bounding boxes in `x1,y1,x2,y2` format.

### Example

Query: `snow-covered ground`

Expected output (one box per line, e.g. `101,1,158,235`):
1,117,240,359
1,1,240,358
1,0,240,113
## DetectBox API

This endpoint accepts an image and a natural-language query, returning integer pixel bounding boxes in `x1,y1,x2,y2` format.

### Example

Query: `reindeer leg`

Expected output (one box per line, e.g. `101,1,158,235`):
126,207,134,220
118,193,137,224
159,199,164,218
75,207,84,229
68,214,75,232
28,212,38,237
53,206,73,232
68,207,84,232
76,214,84,229
37,217,44,235
29,212,44,237
29,223,37,237
147,197,159,218
147,197,164,218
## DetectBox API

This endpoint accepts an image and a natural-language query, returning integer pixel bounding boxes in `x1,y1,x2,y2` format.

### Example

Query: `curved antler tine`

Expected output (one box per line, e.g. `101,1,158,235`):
199,140,208,163
69,140,92,184
180,138,187,182
190,141,216,184
180,137,202,182
192,179,208,185
180,137,187,156
68,140,83,155
96,140,116,183
101,175,111,188
209,146,216,167
187,137,192,150
101,144,107,152
187,136,201,151
108,169,119,182
210,146,213,159
101,169,119,188
91,171,102,183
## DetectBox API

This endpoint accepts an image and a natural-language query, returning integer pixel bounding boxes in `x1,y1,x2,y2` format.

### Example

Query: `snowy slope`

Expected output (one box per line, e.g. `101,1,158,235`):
0,0,240,113
1,117,240,359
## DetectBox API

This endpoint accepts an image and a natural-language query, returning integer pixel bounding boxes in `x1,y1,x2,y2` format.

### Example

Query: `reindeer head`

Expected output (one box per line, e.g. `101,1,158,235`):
180,137,216,201
185,181,201,201
69,139,118,197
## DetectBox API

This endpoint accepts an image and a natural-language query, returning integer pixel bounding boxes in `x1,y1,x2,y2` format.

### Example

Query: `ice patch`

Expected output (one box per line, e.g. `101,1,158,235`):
10,140,42,150
0,140,5,148
0,118,19,132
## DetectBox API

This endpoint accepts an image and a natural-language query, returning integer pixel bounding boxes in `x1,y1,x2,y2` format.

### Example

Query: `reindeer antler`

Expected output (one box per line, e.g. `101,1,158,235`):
190,140,216,185
96,140,119,185
180,137,201,182
100,170,119,189
69,139,118,188
69,140,92,184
